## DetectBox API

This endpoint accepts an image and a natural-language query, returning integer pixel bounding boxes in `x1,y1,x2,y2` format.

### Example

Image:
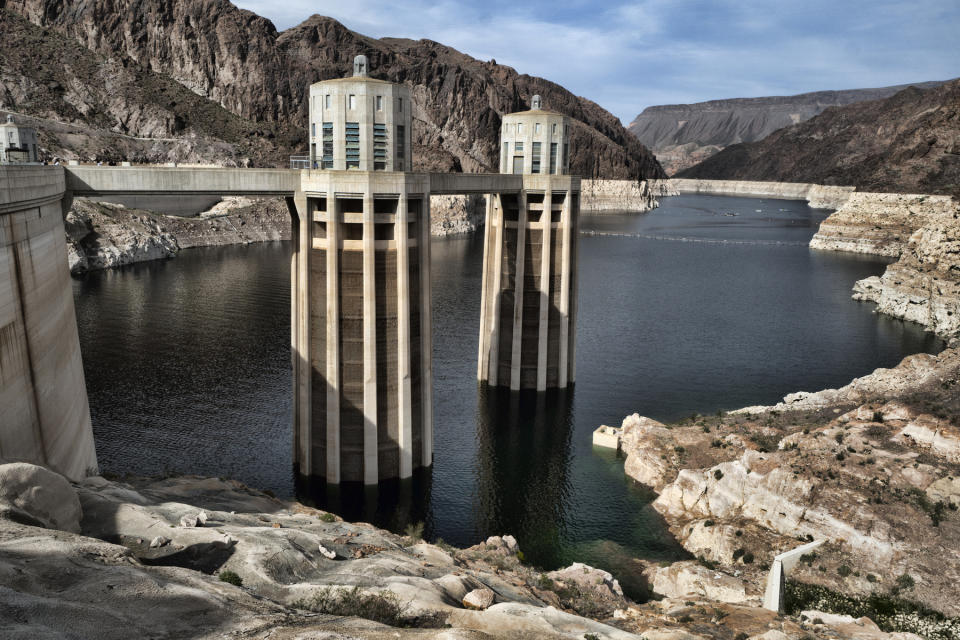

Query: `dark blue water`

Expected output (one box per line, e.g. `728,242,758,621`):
73,194,943,586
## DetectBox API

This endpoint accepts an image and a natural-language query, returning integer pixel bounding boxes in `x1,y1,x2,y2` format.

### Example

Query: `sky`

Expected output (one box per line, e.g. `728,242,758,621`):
234,0,960,124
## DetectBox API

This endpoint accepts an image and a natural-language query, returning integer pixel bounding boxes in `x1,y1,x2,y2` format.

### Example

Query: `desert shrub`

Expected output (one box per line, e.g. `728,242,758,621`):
714,469,724,480
783,580,959,640
838,565,853,578
404,521,425,541
319,512,337,523
294,586,445,628
219,570,242,587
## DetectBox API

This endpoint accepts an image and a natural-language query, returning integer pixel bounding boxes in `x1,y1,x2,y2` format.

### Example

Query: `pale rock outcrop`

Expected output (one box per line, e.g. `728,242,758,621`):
926,477,960,507
620,414,679,492
650,561,750,603
581,179,678,213
462,587,495,610
850,199,960,340
809,193,954,256
671,179,854,210
547,562,625,600
0,462,82,533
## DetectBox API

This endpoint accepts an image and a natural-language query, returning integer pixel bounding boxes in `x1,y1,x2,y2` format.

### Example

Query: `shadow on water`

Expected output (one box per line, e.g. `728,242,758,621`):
295,467,434,537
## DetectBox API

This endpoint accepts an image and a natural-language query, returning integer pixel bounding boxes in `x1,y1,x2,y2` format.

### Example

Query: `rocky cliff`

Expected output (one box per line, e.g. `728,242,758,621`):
0,8,292,165
0,1,665,179
808,192,960,341
676,80,960,197
580,179,678,213
629,82,947,175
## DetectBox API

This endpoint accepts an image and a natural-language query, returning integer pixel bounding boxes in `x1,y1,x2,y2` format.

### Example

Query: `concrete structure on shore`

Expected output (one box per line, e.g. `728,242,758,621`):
478,96,580,390
0,115,39,164
0,166,96,480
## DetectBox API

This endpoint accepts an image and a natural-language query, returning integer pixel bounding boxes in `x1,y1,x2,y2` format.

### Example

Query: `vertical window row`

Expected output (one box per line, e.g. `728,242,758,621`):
550,143,558,174
373,123,388,171
532,142,541,174
396,125,405,171
322,123,334,169
345,122,360,169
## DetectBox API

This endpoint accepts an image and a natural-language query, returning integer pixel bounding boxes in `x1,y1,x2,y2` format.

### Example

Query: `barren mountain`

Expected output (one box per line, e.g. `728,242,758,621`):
676,79,960,197
629,82,947,174
0,0,664,178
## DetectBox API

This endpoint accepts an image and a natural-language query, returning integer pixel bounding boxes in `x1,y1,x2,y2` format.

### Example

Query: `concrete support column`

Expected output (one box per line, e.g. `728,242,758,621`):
509,190,528,391
486,194,504,386
362,191,378,485
477,194,494,381
288,193,312,474
536,190,553,391
558,187,573,388
326,195,341,484
395,193,414,478
420,195,434,468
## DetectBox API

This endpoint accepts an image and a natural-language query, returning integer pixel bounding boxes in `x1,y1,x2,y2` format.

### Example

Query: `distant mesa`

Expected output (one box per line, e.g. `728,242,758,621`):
629,80,950,175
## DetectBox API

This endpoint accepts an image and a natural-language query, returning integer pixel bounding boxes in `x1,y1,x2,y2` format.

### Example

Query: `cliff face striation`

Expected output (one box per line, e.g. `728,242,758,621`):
628,82,946,175
580,179,678,213
1,1,665,179
677,80,960,198
809,192,960,341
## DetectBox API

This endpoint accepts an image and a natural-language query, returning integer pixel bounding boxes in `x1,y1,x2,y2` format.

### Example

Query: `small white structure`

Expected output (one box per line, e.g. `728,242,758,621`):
592,425,622,450
0,115,39,164
307,55,412,171
498,95,570,175
763,539,825,612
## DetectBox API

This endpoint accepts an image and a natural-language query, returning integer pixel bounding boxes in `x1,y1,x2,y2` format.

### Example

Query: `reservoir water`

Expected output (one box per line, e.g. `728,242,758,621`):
73,194,943,587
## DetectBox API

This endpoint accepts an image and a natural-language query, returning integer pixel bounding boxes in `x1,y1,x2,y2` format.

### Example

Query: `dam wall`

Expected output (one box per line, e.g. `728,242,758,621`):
0,166,97,479
672,178,855,210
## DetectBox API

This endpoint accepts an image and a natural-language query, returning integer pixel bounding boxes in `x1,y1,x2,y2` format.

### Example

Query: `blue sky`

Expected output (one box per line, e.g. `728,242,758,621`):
235,0,960,124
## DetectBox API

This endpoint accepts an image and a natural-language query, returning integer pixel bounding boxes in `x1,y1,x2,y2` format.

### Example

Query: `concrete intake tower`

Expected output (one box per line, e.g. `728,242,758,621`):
477,96,580,390
293,56,432,484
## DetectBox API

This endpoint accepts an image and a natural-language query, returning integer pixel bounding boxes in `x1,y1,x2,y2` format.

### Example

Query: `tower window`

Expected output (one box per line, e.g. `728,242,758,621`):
325,94,331,109
515,142,523,152
345,122,360,169
550,142,558,174
535,123,541,134
322,123,334,169
398,97,403,112
517,123,523,134
396,124,405,171
311,123,316,137
348,94,356,110
532,142,541,174
373,123,387,170
552,123,557,135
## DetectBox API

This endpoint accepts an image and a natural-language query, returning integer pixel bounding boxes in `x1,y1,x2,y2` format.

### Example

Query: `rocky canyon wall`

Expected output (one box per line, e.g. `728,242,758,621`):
580,179,678,213
672,178,855,209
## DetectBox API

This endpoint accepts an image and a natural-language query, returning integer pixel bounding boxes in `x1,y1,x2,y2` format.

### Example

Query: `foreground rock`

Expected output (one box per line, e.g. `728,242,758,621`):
2,463,948,640
619,393,960,619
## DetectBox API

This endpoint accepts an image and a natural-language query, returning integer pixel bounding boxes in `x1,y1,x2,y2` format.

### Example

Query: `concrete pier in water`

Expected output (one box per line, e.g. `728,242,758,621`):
0,80,584,484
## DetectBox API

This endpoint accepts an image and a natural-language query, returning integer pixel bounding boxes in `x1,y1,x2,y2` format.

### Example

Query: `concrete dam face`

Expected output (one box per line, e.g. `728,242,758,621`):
0,166,97,480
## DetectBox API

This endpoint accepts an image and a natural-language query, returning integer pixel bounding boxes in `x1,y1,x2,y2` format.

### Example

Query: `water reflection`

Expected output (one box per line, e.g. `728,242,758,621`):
295,469,433,536
473,387,575,568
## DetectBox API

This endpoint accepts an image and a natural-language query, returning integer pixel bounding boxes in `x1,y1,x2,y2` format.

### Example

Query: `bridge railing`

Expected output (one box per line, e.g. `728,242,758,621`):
290,155,310,170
